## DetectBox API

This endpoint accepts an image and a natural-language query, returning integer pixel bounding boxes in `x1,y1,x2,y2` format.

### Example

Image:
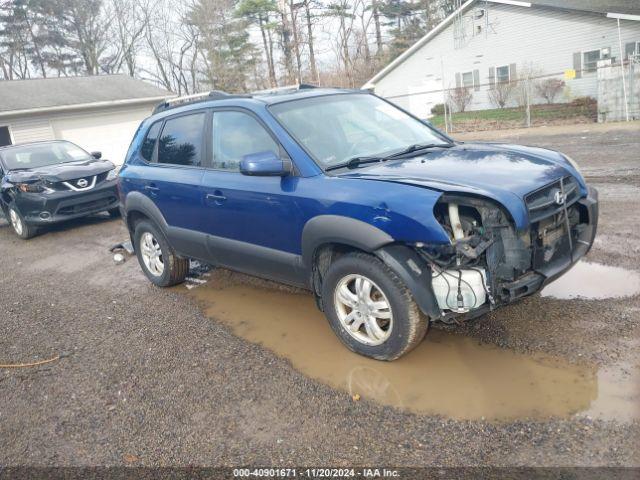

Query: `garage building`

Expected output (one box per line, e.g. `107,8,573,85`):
0,75,172,165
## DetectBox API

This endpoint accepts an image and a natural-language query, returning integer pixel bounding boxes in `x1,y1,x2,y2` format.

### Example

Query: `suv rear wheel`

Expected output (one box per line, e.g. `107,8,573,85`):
321,252,428,361
134,220,188,287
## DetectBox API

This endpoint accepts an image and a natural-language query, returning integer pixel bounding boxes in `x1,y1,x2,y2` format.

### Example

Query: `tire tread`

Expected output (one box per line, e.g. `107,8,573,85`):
134,220,188,287
322,251,428,361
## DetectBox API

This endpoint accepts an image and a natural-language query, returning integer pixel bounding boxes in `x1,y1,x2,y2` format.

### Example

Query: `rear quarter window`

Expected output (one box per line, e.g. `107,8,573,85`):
141,121,162,161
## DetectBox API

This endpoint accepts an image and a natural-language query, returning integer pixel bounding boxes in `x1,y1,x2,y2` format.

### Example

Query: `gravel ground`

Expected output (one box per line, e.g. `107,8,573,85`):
1,122,639,468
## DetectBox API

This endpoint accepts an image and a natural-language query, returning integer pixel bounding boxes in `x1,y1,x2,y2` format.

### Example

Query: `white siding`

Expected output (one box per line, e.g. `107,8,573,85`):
9,118,55,144
372,3,640,117
2,103,155,165
50,105,151,165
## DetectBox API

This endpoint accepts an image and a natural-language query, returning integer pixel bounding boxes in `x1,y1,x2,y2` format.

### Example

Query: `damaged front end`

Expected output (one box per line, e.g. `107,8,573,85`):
402,177,598,323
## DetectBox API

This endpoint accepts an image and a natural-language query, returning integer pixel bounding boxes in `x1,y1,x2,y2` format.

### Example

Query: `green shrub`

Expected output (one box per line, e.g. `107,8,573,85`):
570,96,597,107
431,103,445,115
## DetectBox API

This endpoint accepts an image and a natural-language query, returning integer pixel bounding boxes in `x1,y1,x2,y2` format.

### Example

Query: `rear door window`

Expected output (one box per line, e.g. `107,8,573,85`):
157,113,205,167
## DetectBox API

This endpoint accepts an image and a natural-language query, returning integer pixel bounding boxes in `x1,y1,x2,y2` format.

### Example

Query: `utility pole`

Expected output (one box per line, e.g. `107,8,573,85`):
616,18,630,122
441,56,450,134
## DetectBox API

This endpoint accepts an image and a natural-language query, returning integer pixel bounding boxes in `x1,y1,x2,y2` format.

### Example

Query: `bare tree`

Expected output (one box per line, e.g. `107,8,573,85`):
370,0,382,54
52,0,114,75
137,0,205,94
326,0,356,87
355,0,371,63
302,0,318,83
534,78,565,104
488,81,515,109
108,0,149,76
449,86,472,112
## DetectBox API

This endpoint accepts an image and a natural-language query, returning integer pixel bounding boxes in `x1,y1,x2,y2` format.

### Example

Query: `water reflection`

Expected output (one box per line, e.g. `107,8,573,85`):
187,276,638,421
541,261,640,299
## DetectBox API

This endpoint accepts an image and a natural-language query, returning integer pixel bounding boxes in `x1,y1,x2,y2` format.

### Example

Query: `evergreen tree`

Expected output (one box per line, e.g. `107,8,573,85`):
191,0,259,92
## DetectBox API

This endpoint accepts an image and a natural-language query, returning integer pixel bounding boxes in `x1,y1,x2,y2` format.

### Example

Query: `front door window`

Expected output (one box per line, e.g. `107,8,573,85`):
211,111,279,171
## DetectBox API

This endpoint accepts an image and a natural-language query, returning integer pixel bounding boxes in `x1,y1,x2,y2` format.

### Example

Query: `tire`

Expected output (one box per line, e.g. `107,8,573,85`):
7,204,37,239
133,220,189,287
321,251,428,361
107,207,121,218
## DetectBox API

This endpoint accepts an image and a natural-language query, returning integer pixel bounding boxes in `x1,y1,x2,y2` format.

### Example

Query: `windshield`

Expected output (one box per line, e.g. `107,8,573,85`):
0,141,92,171
269,93,450,169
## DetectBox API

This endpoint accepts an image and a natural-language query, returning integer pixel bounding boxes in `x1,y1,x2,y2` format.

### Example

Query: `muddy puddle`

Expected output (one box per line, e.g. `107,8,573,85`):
187,277,639,422
541,261,640,300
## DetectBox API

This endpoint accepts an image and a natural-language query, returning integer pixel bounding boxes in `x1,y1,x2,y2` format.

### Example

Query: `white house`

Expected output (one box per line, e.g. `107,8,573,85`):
363,0,640,119
0,75,172,165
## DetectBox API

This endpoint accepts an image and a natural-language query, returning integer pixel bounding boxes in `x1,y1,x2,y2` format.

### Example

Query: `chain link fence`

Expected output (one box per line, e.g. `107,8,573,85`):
385,59,639,133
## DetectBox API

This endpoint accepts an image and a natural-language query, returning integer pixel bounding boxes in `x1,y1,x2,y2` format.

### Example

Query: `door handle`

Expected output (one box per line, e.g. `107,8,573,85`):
206,192,227,202
144,185,160,192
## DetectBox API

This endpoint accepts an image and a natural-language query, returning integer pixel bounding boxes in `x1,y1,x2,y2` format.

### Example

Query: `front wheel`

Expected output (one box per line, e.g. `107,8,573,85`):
321,252,428,361
8,205,37,239
134,220,188,287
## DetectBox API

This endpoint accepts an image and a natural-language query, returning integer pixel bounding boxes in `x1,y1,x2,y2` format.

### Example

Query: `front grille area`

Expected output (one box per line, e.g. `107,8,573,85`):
50,173,108,192
525,176,580,223
57,196,117,216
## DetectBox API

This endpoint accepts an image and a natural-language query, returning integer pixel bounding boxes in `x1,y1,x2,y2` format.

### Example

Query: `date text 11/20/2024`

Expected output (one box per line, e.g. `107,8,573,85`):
233,468,400,478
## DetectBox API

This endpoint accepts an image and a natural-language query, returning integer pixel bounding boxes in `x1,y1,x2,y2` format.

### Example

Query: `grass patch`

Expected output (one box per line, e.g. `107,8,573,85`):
430,103,597,131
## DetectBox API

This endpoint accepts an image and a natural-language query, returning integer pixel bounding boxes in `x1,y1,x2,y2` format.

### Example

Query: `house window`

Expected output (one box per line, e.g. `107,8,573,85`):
583,50,601,73
496,65,510,83
0,126,12,147
462,71,474,88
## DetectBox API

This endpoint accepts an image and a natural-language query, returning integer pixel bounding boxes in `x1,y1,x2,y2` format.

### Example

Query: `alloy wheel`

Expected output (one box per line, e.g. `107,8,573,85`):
9,209,23,236
140,232,164,277
333,274,393,346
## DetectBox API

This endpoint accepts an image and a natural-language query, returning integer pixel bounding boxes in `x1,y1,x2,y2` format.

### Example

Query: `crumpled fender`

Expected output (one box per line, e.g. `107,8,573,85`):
375,244,442,320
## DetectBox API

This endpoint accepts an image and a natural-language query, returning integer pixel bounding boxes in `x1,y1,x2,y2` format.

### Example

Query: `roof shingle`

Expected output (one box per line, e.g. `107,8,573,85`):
0,74,172,114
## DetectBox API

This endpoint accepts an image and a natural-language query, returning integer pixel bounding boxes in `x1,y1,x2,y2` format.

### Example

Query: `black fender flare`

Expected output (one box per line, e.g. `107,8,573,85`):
301,215,394,268
374,244,442,320
123,191,169,233
301,215,442,319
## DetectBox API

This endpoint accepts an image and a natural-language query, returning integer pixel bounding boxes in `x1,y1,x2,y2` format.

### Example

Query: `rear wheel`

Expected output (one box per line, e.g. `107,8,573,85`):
321,252,428,361
134,220,188,287
8,204,37,239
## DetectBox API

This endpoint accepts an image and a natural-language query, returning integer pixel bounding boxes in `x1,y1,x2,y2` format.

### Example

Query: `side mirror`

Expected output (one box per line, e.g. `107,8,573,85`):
91,151,102,159
240,151,291,177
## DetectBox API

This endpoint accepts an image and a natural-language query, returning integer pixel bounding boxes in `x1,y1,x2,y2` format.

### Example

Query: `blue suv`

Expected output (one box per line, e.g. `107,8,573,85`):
118,86,598,360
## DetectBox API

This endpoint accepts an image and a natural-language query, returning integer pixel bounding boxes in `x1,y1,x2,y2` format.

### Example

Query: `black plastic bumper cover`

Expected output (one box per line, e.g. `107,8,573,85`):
15,180,119,225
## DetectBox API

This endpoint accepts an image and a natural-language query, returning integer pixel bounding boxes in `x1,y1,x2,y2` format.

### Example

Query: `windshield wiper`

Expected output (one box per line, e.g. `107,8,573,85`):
325,156,383,171
383,142,454,160
325,142,455,172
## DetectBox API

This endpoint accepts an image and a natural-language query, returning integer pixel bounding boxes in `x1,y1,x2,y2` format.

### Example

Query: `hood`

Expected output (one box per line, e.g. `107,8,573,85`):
337,143,584,230
3,158,115,184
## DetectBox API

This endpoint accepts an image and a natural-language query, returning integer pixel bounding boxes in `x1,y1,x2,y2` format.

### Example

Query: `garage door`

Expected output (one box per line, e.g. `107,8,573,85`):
52,107,151,165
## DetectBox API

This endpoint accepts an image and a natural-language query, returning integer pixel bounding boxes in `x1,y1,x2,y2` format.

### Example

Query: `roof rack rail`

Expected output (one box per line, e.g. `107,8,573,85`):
252,83,317,96
152,90,245,114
